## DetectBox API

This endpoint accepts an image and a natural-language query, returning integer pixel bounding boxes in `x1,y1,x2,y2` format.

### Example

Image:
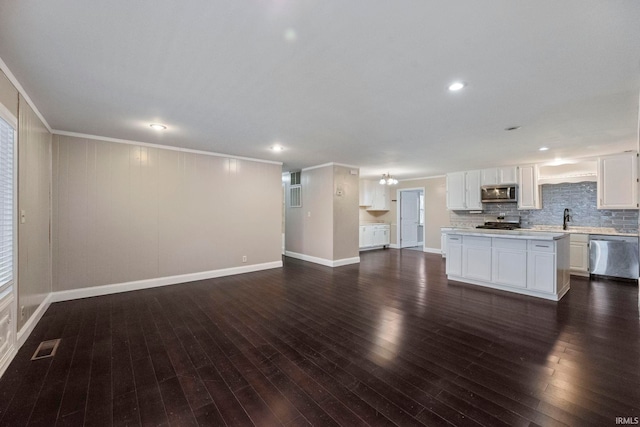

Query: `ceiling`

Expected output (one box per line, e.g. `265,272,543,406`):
1,1,639,179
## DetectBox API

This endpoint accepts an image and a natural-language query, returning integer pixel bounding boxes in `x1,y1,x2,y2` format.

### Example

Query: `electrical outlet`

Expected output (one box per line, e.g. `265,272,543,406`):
242,256,247,263
20,305,25,319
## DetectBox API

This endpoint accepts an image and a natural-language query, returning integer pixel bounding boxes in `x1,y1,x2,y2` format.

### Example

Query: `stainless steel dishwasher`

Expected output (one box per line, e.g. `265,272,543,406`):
589,235,639,280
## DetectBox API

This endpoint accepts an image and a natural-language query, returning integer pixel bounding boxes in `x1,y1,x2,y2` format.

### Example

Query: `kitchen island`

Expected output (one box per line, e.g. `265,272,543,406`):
444,228,570,301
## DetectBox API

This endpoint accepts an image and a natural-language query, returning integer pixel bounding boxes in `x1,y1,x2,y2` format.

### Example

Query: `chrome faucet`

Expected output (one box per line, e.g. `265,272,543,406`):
563,208,570,230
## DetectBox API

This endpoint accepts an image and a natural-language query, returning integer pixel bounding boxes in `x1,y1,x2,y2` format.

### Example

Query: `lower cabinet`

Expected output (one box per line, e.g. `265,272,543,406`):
462,236,492,281
446,235,462,276
443,232,569,300
441,231,447,258
492,238,527,288
359,225,390,249
527,250,555,293
359,226,373,248
569,234,589,276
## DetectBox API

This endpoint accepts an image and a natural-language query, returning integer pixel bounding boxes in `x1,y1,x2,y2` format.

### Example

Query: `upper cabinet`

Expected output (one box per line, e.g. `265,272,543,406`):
446,170,481,210
597,152,638,209
481,166,518,186
359,179,390,211
518,164,541,210
359,179,374,206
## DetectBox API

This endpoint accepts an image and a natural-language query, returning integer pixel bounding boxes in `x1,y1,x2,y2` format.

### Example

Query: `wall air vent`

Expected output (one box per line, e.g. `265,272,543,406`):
289,171,302,208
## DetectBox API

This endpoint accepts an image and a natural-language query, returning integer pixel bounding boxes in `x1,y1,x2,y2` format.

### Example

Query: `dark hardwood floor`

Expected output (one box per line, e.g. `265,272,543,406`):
1,249,639,426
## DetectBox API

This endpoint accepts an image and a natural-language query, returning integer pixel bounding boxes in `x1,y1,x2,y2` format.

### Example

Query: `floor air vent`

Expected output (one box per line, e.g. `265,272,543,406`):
31,339,61,360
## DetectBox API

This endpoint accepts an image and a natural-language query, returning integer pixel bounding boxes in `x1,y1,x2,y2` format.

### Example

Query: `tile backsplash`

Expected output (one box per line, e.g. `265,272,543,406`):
450,182,638,233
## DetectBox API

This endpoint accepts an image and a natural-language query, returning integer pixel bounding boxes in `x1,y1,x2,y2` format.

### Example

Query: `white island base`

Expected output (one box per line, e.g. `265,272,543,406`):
445,229,570,301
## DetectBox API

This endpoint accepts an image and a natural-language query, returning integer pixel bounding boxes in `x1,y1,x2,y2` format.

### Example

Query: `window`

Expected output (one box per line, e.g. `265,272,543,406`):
289,171,302,208
0,112,16,293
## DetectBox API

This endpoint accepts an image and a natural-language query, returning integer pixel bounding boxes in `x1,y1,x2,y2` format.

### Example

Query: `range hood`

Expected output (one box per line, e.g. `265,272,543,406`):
537,160,597,185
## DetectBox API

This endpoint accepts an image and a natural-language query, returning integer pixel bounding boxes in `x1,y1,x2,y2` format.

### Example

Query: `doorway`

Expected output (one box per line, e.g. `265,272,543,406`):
398,188,425,250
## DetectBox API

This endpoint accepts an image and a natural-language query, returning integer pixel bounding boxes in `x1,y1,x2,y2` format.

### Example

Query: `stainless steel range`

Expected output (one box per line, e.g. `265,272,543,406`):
476,218,521,230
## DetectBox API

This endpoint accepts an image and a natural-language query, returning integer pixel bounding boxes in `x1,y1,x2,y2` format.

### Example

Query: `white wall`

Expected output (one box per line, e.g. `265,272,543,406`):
285,163,359,265
17,97,52,329
389,176,450,250
52,135,282,291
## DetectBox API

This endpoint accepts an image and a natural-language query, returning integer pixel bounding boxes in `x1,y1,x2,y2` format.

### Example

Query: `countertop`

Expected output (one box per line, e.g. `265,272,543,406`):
442,226,638,237
442,227,567,240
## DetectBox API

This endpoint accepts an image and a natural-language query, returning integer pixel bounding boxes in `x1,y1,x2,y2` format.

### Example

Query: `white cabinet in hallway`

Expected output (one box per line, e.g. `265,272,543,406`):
359,180,390,211
359,224,390,250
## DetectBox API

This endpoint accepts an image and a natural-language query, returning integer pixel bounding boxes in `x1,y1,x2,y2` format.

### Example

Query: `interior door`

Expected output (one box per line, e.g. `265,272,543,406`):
400,191,419,248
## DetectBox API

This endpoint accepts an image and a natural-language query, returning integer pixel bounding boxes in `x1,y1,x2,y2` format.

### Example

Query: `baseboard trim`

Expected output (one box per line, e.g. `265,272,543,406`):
16,292,53,347
389,244,399,249
285,251,360,267
332,257,360,267
423,247,442,254
51,261,283,303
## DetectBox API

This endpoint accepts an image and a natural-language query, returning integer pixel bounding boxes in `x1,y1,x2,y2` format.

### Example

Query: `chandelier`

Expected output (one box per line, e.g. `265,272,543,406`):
379,173,398,185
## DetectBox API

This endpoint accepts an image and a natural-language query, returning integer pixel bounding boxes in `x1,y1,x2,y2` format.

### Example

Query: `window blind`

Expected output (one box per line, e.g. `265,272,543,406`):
0,116,14,292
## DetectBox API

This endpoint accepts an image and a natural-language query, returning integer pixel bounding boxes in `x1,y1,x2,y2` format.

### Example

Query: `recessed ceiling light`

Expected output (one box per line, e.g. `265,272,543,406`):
271,145,284,151
539,146,549,151
448,81,466,91
505,126,521,131
149,123,167,130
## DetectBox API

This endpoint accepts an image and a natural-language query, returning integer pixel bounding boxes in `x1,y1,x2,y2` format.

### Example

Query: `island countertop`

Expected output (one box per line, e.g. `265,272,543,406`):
441,227,567,240
441,226,637,237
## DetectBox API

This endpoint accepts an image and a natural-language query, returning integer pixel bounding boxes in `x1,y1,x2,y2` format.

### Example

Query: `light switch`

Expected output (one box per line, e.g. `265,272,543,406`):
20,209,26,224
307,211,311,217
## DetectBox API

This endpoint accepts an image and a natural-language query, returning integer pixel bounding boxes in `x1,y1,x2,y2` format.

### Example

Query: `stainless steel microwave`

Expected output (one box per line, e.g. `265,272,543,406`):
481,185,517,203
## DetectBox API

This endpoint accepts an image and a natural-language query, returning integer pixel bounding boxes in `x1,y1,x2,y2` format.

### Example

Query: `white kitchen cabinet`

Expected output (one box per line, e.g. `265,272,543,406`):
518,164,541,210
527,240,556,293
597,152,638,209
445,231,570,300
359,180,374,206
569,234,589,276
527,251,555,293
359,226,374,248
366,183,390,211
492,238,527,288
359,224,389,249
446,172,466,210
441,231,447,258
481,166,518,186
462,236,492,281
445,234,462,276
446,170,481,210
373,225,390,246
466,170,482,210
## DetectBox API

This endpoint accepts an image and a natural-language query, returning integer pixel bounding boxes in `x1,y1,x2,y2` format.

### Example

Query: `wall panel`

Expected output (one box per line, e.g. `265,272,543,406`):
17,97,51,329
52,135,282,292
